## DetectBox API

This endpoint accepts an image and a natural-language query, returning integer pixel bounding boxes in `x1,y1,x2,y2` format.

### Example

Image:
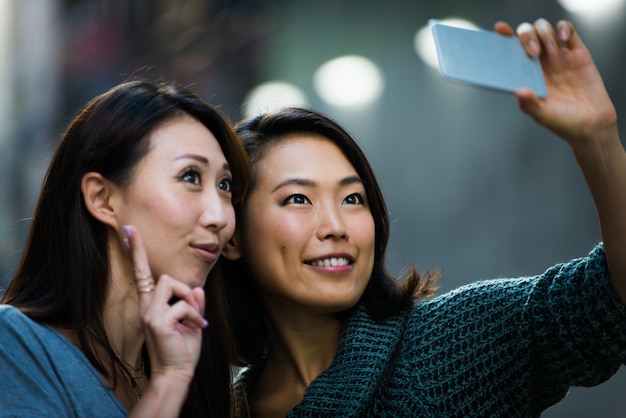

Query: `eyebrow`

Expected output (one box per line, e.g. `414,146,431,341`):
271,175,363,193
173,154,232,171
174,153,209,164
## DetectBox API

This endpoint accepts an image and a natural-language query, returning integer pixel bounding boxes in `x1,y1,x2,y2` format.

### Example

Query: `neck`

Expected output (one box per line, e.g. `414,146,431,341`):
263,306,342,386
104,235,149,409
103,234,145,368
249,306,342,417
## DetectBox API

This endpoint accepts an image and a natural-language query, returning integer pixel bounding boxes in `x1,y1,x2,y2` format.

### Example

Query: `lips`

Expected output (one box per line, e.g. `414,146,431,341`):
190,242,220,262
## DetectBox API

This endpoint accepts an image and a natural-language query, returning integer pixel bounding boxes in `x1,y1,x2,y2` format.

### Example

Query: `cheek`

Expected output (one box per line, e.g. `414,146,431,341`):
132,187,185,221
224,205,236,233
125,197,170,233
350,213,375,244
271,217,310,247
244,213,306,259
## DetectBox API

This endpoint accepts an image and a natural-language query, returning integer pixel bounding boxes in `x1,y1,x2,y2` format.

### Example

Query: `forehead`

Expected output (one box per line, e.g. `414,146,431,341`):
258,134,356,178
146,117,222,157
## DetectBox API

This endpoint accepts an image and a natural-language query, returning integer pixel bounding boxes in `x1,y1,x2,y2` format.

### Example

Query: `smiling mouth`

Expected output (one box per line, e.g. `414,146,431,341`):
306,257,352,267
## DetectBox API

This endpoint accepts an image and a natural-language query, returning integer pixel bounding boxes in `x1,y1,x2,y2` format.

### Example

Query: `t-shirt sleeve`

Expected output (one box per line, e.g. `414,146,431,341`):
0,306,79,416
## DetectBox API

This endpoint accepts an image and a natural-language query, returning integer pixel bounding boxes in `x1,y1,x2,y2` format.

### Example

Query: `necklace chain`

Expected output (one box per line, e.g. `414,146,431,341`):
127,371,144,402
83,325,145,402
116,355,145,402
116,354,143,373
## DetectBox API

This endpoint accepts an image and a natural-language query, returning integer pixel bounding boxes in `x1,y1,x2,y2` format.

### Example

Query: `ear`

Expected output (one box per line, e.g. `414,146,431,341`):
81,172,120,228
222,233,242,261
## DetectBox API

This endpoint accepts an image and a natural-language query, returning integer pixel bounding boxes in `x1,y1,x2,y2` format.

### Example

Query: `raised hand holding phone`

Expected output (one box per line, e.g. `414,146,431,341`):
495,19,617,145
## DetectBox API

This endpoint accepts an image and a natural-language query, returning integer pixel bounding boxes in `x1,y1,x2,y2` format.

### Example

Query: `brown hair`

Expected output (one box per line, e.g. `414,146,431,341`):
1,80,248,417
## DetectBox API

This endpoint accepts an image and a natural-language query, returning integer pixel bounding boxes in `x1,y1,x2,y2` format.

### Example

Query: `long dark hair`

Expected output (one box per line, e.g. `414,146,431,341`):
222,107,438,367
1,80,248,417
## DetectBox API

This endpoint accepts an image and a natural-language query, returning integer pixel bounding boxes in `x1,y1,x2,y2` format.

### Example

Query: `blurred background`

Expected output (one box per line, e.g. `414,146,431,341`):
1,0,625,415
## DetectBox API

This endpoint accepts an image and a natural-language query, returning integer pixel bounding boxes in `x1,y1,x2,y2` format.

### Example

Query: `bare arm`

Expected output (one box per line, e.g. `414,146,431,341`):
495,19,626,303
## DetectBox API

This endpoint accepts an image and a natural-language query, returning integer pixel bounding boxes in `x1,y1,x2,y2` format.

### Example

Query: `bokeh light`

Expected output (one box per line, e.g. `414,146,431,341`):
242,81,308,119
557,0,625,18
313,55,384,107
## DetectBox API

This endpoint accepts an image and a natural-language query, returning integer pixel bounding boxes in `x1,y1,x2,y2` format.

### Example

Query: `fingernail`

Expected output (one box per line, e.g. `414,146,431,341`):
123,226,131,251
516,22,539,57
516,22,533,36
203,318,209,326
558,22,569,42
535,18,550,34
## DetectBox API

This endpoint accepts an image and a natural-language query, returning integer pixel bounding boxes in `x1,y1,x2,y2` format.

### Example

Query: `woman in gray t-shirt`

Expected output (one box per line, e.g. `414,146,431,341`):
0,80,248,417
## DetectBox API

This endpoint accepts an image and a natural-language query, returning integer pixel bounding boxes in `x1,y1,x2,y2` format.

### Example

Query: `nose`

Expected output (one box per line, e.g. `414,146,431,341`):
199,190,231,231
316,201,348,241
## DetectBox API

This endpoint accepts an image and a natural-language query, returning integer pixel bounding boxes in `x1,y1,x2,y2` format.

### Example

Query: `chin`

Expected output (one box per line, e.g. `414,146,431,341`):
314,299,359,315
171,272,207,289
190,276,208,289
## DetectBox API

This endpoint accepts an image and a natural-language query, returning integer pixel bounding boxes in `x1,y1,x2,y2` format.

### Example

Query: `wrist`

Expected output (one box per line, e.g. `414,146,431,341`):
128,373,192,418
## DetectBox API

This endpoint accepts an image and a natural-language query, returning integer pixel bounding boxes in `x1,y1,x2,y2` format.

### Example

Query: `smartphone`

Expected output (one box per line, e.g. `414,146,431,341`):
430,19,546,98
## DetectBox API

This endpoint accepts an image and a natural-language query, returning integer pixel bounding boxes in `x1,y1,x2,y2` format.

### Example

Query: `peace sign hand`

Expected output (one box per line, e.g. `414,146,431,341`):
123,225,207,407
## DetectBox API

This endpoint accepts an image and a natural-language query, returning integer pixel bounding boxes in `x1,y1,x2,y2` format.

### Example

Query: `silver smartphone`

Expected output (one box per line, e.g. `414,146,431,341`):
430,20,547,98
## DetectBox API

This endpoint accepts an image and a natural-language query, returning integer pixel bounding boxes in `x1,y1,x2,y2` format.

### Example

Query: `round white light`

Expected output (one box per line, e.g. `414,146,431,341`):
557,0,625,16
313,55,384,107
241,81,308,119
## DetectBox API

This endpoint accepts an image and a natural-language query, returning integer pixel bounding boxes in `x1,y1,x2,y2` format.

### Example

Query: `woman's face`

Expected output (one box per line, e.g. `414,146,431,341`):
238,134,375,314
118,116,236,288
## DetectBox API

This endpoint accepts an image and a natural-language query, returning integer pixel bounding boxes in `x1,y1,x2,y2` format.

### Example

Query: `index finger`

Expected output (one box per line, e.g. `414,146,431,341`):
493,21,515,37
123,224,156,300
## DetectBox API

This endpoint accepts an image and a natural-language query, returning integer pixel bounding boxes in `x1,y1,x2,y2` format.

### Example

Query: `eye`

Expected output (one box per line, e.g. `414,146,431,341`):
343,193,364,205
218,177,233,193
180,168,201,185
284,194,310,205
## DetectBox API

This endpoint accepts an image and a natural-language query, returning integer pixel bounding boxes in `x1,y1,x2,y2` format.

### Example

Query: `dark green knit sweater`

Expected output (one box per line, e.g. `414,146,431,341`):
236,244,626,417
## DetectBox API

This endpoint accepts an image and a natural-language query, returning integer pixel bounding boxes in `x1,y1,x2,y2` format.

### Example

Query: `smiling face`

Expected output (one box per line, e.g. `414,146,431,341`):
237,134,375,315
117,115,236,288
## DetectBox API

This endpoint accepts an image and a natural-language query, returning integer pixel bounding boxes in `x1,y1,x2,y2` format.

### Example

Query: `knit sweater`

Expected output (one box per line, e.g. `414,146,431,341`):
235,244,626,417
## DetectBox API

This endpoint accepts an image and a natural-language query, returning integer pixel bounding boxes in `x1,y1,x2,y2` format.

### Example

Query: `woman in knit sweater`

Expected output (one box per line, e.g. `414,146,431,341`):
221,19,626,417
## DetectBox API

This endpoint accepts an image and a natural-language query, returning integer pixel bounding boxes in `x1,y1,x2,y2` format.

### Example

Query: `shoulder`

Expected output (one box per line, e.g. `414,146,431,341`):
412,276,536,320
412,242,611,319
0,304,45,341
0,304,91,379
0,304,68,344
0,304,69,370
0,306,126,416
401,242,626,351
0,303,29,321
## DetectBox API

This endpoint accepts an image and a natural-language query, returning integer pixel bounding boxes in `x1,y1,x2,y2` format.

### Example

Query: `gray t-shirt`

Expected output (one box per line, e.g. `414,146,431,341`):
0,305,127,417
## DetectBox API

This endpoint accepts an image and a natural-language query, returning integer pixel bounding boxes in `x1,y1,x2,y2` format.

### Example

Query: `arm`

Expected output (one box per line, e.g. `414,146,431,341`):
495,19,626,304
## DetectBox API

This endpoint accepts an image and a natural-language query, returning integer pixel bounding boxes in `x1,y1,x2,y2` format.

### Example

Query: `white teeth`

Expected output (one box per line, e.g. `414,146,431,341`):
310,257,350,267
